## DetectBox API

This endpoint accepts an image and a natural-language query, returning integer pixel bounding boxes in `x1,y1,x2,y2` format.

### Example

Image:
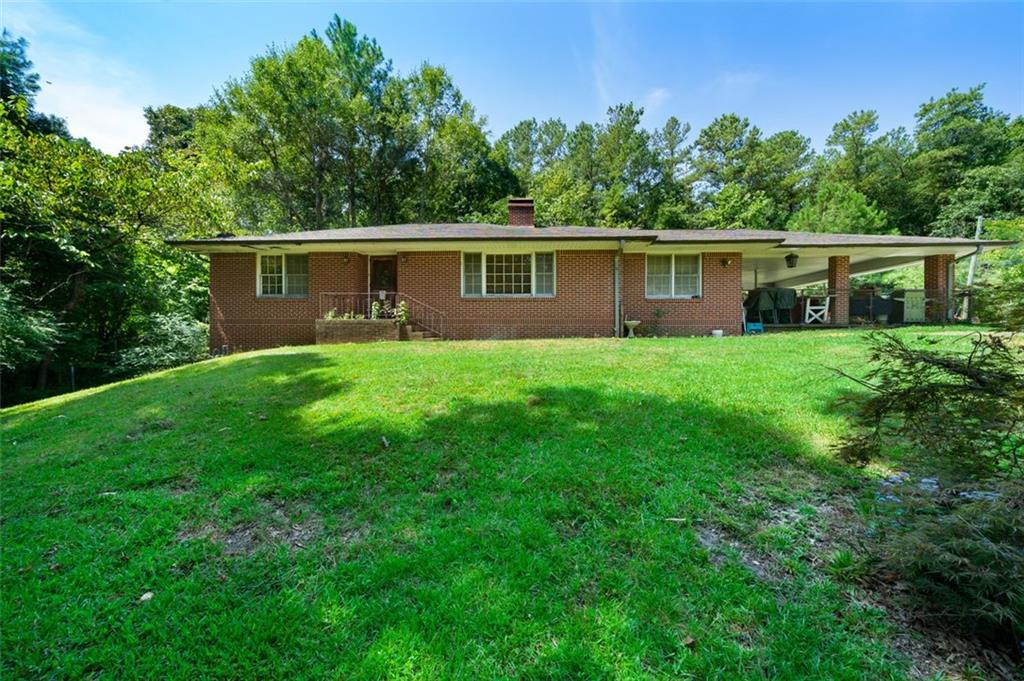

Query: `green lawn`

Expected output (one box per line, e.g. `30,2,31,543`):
0,329,968,679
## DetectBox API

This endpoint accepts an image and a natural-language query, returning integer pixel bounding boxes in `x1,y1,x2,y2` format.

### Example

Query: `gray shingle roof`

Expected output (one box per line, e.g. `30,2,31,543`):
173,224,652,243
652,229,1012,247
167,224,1014,248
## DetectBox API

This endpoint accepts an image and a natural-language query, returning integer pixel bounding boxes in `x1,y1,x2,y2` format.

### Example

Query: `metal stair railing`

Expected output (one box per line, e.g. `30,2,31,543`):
319,291,448,339
395,292,448,339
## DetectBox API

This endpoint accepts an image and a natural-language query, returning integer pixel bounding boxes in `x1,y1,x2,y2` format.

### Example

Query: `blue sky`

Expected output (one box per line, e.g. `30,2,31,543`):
4,1,1022,154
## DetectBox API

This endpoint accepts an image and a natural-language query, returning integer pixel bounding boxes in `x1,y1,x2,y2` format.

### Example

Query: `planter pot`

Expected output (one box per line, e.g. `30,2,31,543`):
316,319,399,344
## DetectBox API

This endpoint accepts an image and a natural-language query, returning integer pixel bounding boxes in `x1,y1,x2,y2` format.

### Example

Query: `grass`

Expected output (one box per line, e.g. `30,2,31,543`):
0,328,974,679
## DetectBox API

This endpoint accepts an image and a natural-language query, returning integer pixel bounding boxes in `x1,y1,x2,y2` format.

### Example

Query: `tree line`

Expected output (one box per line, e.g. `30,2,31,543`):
2,17,1022,403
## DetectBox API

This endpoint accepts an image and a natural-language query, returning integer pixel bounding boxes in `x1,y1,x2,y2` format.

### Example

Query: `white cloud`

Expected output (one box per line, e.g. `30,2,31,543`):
589,4,622,108
587,6,673,125
642,87,671,113
3,0,93,43
4,2,153,153
706,71,766,98
39,81,151,154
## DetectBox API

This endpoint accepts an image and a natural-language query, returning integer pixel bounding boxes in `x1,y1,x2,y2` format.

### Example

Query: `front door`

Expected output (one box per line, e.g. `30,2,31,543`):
370,256,397,296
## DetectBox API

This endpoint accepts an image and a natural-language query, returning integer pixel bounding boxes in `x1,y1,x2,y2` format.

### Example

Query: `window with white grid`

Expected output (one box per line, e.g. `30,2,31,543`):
259,255,283,295
646,255,672,297
258,254,309,297
285,255,309,296
673,255,700,297
534,252,555,295
462,253,483,296
646,254,701,298
462,252,556,297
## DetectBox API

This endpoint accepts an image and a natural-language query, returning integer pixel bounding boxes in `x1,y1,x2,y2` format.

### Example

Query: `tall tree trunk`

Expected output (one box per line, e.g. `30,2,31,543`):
313,145,325,230
35,270,87,391
348,169,357,228
314,181,324,230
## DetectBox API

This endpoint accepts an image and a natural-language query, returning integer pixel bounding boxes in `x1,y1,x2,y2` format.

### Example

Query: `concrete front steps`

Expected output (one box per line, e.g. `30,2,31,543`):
402,325,441,342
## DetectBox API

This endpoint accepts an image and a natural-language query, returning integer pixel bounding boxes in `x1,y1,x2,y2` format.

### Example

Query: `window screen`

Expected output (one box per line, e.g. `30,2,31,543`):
260,255,283,295
463,253,483,296
285,254,309,296
673,255,700,297
646,255,672,297
534,252,555,295
259,254,308,296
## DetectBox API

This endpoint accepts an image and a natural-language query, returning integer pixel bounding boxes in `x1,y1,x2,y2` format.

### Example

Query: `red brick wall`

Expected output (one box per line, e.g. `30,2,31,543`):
315,319,399,344
209,252,366,351
621,252,744,336
924,254,955,322
208,248,748,347
828,255,851,325
397,250,617,339
508,199,535,226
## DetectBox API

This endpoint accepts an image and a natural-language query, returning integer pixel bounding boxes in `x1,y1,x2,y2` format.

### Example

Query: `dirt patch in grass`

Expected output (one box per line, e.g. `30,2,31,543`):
124,417,175,442
829,494,1021,679
695,524,777,582
179,499,323,556
719,467,1023,680
322,521,369,564
859,587,1023,681
165,477,194,497
431,468,462,493
263,500,322,550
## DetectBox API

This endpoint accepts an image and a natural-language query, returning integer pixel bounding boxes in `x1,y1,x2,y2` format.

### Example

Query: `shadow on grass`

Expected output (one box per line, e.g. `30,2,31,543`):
200,377,846,528
1,349,896,679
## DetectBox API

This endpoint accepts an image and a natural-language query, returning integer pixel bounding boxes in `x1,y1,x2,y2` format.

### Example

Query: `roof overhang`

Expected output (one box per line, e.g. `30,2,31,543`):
168,231,1015,288
167,238,651,255
743,244,998,289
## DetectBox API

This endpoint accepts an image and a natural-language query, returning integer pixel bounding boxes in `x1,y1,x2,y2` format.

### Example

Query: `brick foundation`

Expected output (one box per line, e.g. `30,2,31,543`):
315,319,399,344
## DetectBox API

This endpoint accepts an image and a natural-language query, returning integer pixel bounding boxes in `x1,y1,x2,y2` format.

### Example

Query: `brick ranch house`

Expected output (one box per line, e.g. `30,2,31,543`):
169,198,1013,350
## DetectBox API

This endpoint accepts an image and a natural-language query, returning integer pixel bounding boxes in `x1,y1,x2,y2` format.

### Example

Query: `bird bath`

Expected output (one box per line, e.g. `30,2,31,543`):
624,320,641,338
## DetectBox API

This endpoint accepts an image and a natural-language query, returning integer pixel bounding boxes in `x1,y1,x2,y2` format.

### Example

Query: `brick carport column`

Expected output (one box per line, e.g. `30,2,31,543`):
924,254,955,322
827,255,850,326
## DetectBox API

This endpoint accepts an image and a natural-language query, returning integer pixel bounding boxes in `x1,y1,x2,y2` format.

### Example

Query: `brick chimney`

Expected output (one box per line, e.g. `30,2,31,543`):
508,197,535,227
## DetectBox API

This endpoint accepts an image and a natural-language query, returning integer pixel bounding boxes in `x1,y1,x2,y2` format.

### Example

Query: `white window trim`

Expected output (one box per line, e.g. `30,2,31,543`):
256,253,309,298
645,253,703,299
461,251,557,298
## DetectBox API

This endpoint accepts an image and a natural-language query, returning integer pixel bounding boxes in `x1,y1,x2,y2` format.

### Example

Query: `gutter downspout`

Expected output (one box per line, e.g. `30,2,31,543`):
614,239,624,337
957,247,985,324
961,246,984,272
962,215,984,321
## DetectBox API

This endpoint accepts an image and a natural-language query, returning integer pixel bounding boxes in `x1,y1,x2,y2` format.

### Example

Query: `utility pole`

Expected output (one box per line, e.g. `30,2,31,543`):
965,215,983,321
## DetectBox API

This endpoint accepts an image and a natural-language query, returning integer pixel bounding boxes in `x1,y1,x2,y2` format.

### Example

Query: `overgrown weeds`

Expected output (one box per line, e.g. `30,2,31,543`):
836,331,1024,656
